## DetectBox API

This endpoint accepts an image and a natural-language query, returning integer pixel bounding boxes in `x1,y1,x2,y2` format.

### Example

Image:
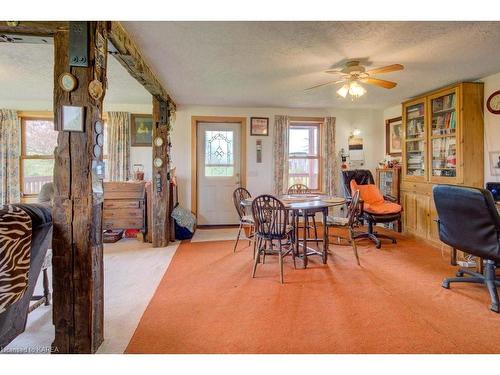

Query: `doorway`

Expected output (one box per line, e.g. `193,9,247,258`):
191,116,246,225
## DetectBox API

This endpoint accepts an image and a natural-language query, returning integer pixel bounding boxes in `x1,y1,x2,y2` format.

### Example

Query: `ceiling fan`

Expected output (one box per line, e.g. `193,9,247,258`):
306,60,404,99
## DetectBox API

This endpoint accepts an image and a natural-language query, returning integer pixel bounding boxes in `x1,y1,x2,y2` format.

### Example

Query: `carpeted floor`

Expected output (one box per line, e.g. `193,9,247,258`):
125,231,500,354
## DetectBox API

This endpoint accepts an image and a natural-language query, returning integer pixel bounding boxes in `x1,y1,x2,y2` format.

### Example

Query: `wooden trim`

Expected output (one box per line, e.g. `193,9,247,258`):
289,116,324,123
107,22,176,110
190,116,247,217
17,111,53,119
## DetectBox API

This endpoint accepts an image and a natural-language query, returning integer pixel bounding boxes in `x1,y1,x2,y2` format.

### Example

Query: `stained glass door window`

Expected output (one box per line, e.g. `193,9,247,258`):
204,130,234,176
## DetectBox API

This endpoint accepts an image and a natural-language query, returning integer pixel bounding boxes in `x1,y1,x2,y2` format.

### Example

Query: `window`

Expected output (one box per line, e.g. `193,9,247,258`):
204,130,234,177
21,117,58,196
288,121,322,190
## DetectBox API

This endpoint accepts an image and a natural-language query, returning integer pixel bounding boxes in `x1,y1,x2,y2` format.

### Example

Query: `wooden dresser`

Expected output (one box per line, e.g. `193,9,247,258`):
400,82,484,246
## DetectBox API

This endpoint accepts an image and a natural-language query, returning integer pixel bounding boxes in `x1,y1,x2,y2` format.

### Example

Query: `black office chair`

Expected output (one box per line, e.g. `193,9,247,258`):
341,169,375,204
433,184,500,313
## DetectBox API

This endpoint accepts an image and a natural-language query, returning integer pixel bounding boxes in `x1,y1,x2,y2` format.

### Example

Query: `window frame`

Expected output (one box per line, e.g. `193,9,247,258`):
20,115,56,197
287,118,324,192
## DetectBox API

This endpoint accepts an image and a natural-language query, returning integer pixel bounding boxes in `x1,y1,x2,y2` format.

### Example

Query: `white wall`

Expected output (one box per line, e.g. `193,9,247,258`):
172,105,385,210
481,72,500,183
382,71,500,186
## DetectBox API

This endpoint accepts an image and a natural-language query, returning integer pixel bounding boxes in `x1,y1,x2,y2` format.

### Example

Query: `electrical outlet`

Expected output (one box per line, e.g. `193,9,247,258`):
457,260,476,268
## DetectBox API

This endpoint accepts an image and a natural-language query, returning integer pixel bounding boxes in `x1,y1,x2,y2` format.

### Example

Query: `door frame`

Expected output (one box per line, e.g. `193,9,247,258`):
191,116,247,218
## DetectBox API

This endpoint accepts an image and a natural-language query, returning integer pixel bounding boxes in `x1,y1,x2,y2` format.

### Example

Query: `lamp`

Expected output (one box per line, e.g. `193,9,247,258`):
336,80,366,99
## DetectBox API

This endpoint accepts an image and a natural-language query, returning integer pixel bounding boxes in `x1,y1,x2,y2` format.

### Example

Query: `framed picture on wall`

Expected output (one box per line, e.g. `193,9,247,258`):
131,114,153,146
489,151,500,176
385,116,402,156
250,117,269,136
61,105,85,132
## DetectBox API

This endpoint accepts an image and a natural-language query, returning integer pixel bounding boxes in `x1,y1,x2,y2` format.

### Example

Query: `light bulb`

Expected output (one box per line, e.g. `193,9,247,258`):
336,84,349,98
348,81,366,98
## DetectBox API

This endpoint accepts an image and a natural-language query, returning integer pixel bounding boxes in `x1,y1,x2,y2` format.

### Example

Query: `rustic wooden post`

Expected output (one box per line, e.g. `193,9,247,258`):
151,97,171,247
52,21,107,353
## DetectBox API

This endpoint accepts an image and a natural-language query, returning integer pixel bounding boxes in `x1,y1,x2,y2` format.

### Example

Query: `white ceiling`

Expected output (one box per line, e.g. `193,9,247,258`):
0,42,151,107
122,21,500,109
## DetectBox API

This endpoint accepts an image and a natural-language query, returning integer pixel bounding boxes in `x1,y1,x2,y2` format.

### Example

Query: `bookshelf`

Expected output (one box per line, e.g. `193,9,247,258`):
401,82,484,245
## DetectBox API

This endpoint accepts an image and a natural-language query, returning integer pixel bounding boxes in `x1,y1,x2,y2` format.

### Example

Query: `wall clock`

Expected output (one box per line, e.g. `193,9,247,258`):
486,90,500,114
59,72,77,92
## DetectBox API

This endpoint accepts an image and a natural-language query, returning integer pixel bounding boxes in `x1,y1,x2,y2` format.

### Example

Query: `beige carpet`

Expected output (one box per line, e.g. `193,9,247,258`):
2,238,178,354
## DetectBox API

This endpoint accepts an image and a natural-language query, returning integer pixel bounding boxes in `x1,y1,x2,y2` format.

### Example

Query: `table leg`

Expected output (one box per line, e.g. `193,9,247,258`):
322,207,328,264
303,209,308,269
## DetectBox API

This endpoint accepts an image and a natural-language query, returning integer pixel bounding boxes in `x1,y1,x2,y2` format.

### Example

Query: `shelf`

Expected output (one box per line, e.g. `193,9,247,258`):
432,107,455,115
430,133,456,139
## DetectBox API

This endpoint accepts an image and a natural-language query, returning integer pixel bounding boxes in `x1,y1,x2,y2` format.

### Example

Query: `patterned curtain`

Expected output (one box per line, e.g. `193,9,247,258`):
321,116,338,196
0,109,21,204
107,111,131,181
273,115,289,195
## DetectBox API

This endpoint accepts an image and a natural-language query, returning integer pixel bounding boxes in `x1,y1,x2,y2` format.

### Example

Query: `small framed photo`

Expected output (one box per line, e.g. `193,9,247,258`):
385,116,402,156
250,117,269,136
62,105,85,132
131,114,153,146
489,151,500,176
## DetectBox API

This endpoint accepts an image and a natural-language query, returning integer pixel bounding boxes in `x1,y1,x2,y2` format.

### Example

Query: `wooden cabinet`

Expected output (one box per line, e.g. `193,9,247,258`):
401,82,484,245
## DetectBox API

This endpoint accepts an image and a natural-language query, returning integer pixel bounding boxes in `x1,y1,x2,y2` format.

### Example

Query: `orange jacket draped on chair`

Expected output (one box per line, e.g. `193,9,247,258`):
350,180,402,215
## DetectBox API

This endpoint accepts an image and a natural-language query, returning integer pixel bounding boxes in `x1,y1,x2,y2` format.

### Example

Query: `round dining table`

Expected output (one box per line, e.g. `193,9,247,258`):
241,194,346,268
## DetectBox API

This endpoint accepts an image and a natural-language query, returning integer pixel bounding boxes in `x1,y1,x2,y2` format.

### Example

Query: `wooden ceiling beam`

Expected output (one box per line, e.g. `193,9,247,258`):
0,21,68,36
107,21,176,110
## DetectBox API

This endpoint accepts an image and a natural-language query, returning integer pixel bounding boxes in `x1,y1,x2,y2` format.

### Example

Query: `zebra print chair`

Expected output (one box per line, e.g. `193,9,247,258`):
0,203,52,349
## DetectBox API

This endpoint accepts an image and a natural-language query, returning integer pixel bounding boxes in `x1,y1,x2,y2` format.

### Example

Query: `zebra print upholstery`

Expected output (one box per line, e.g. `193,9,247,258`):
0,205,32,313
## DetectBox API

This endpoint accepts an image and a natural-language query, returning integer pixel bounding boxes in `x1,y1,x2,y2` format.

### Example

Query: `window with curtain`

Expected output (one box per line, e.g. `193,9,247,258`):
20,117,57,196
287,121,322,190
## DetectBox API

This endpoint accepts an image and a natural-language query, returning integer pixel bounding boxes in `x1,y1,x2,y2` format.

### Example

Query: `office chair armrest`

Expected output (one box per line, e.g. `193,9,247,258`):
384,195,397,202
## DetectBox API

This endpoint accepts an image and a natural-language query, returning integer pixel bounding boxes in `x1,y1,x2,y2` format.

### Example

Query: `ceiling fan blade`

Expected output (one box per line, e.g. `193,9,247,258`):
305,80,344,91
324,69,344,75
362,77,397,89
366,64,404,75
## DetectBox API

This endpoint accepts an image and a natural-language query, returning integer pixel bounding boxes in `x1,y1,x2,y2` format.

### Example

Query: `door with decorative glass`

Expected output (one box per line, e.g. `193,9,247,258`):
197,122,241,225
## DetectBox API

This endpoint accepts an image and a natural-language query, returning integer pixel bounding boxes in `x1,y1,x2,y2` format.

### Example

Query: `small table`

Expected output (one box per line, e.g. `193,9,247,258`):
242,195,345,269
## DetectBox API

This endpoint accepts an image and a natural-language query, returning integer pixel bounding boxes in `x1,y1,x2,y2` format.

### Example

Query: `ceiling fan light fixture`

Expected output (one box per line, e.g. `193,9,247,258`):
348,81,366,98
336,83,349,98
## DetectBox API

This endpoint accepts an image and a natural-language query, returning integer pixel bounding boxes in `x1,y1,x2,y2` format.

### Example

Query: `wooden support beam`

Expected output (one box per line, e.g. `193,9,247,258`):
52,22,107,353
151,96,171,247
107,22,176,110
0,21,68,36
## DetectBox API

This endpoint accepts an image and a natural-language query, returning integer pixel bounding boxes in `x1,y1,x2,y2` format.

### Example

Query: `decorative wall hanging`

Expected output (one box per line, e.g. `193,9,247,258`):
250,117,269,136
94,120,103,134
96,133,104,147
154,136,164,147
93,144,101,158
61,105,85,132
69,21,89,67
486,90,500,114
131,114,153,146
88,79,104,100
385,116,402,157
154,157,163,168
94,31,106,72
59,72,78,92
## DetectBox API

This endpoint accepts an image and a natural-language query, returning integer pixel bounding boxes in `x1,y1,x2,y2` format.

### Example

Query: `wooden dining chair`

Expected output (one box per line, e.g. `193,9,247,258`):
287,184,318,243
251,195,296,284
326,190,362,265
232,187,255,253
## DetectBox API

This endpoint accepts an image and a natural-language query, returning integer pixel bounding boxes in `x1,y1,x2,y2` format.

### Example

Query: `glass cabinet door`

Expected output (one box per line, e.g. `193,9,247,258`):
429,90,458,181
404,102,426,178
378,170,393,196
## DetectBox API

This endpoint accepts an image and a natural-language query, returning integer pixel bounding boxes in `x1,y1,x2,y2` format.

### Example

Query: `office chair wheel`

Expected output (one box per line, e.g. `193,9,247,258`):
375,242,381,249
391,239,397,244
456,270,464,277
441,280,450,289
491,303,499,313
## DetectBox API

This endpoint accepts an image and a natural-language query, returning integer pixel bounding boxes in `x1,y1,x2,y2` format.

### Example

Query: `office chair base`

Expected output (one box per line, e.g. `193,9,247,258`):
442,263,500,313
354,232,396,249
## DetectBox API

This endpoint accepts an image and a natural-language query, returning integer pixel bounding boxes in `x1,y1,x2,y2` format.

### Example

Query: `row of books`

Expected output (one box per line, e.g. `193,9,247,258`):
407,105,424,120
407,120,425,137
432,111,456,133
432,94,455,112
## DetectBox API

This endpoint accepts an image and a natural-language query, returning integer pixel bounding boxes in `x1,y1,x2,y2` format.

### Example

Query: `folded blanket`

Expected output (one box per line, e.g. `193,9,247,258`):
0,205,32,313
171,205,196,233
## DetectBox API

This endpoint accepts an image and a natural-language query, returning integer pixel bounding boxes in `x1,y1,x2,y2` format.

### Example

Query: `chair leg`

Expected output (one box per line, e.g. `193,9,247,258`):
278,242,284,284
43,268,51,305
252,242,261,278
349,229,360,266
252,234,258,259
305,215,310,239
233,222,242,253
486,281,499,313
441,276,484,289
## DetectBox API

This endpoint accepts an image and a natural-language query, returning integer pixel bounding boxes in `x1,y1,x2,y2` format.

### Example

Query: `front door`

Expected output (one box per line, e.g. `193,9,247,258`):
197,122,241,225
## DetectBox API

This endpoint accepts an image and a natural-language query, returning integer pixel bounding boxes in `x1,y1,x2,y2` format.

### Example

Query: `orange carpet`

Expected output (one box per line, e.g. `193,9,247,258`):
125,231,500,354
